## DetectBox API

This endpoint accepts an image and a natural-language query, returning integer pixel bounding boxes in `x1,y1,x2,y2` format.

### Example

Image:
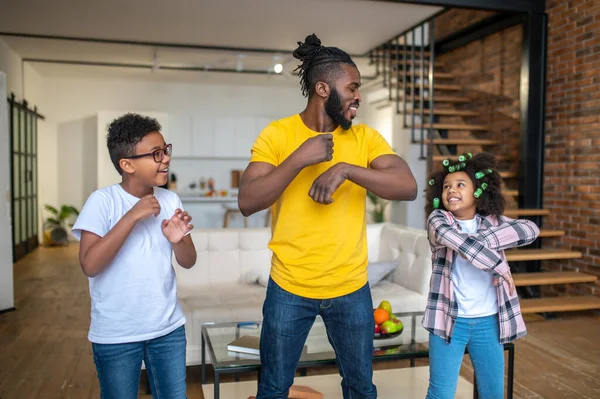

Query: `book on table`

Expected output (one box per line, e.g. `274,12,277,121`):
227,335,260,355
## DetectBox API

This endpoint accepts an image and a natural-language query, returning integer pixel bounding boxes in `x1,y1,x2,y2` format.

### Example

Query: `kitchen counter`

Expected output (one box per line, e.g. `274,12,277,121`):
177,194,267,228
179,195,237,203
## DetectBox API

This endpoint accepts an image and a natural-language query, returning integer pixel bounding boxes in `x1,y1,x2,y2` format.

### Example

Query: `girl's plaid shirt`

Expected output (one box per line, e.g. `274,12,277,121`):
422,209,540,344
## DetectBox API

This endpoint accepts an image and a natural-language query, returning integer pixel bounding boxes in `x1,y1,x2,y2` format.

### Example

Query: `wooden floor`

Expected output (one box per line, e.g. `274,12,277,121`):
1,245,600,398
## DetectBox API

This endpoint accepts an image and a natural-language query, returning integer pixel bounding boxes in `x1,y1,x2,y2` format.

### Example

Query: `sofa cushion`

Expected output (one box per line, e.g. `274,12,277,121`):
368,260,398,287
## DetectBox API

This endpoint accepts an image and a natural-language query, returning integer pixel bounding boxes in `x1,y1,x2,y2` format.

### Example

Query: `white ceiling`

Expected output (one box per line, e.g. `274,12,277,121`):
1,0,441,81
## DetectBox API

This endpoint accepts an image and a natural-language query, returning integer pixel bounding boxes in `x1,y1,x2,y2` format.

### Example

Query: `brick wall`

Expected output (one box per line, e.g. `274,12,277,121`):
432,3,600,297
435,20,522,206
543,0,600,296
435,9,496,40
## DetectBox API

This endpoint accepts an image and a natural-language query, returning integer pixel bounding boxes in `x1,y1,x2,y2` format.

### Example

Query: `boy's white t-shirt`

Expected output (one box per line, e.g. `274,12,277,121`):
452,217,499,318
72,184,186,344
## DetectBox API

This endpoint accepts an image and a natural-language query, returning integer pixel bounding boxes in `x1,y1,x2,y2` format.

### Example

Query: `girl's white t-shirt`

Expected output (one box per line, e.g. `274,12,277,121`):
452,217,499,318
72,185,186,344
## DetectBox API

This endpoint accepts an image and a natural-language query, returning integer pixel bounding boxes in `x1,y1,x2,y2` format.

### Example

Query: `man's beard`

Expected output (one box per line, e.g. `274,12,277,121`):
325,88,352,130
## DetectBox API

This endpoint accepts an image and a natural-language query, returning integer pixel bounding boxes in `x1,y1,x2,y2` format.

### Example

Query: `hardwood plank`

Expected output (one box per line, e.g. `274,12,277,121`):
394,83,463,91
432,153,512,161
425,138,500,145
2,244,600,399
373,95,470,104
514,271,597,287
504,208,550,217
520,297,600,314
538,229,566,238
411,109,480,117
500,171,517,178
413,123,490,131
506,249,583,262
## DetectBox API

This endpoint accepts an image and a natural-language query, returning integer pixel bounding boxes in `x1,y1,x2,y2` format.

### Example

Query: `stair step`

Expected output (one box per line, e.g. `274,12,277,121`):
504,189,519,197
505,249,582,262
500,171,517,179
372,95,470,106
514,271,597,287
431,153,512,161
393,83,463,91
538,229,565,238
520,296,600,314
423,138,500,145
413,123,490,131
504,208,550,217
411,109,480,117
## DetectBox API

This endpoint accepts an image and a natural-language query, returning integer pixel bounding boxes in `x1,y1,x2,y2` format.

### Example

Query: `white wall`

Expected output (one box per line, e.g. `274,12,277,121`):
0,73,14,311
0,39,21,311
360,86,426,229
39,73,305,211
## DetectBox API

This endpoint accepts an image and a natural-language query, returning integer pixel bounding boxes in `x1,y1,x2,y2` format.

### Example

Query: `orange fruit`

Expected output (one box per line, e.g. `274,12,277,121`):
374,308,389,325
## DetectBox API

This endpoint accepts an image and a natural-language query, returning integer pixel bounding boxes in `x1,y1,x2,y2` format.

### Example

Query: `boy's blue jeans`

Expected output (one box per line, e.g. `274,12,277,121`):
257,278,377,399
92,325,187,399
427,314,504,399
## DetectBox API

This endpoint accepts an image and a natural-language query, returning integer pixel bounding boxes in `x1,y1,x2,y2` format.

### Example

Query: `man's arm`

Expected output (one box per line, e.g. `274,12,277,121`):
308,154,418,204
238,159,303,216
345,154,417,200
238,133,334,216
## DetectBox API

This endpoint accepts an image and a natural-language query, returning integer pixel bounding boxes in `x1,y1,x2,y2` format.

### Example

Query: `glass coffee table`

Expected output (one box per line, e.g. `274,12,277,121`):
201,311,514,399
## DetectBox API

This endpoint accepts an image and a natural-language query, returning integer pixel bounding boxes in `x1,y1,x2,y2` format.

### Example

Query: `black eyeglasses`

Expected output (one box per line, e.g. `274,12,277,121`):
125,144,172,163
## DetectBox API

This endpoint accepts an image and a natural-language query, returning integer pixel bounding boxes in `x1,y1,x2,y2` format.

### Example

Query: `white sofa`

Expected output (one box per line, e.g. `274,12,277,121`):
173,223,433,366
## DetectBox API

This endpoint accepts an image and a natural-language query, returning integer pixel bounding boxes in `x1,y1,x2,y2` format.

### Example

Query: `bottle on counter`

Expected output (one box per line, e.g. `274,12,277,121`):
199,177,206,190
168,172,177,191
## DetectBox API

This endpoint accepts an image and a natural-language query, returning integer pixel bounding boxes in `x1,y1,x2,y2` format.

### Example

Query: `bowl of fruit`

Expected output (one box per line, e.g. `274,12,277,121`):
373,300,403,339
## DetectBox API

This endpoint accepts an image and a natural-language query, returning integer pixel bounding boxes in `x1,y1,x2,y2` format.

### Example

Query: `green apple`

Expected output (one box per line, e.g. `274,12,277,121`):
392,318,403,331
378,300,393,315
381,320,397,334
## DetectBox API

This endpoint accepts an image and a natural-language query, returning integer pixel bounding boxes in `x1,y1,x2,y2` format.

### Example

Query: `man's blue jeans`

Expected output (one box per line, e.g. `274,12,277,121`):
92,325,187,399
257,278,377,399
427,314,505,399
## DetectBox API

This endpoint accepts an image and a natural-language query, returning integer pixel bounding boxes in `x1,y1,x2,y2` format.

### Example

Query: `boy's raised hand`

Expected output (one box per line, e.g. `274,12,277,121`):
161,209,193,243
128,194,161,221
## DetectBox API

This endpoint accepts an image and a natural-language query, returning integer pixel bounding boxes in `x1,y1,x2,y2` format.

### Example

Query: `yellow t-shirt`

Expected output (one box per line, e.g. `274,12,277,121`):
250,114,396,299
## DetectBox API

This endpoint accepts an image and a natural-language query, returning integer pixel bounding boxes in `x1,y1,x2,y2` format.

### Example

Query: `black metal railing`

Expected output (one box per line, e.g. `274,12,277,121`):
369,12,445,174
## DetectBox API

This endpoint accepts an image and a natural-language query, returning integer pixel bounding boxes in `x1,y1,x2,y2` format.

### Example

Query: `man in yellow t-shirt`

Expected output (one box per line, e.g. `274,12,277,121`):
238,34,417,399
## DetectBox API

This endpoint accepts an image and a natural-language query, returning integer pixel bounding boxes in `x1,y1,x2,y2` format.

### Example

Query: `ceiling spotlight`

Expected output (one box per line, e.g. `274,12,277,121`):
274,63,283,74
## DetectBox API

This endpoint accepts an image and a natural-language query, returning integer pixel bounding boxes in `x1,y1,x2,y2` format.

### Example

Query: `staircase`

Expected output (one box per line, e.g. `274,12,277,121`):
365,24,600,315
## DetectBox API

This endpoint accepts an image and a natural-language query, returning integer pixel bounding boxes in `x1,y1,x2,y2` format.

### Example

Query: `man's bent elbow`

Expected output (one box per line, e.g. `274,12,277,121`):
237,197,255,217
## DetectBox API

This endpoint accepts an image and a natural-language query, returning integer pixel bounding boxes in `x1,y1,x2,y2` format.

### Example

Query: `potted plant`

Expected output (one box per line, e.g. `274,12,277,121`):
367,191,390,224
43,204,80,246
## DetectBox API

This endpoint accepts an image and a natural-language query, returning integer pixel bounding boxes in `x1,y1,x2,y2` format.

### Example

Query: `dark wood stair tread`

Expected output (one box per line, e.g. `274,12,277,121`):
423,138,499,145
393,83,462,91
520,296,600,314
504,208,550,217
410,109,480,117
505,249,582,262
431,153,512,161
538,229,566,238
514,271,597,287
373,95,470,104
413,123,490,131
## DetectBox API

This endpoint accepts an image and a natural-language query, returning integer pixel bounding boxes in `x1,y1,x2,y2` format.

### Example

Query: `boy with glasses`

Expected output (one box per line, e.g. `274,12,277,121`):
72,112,196,399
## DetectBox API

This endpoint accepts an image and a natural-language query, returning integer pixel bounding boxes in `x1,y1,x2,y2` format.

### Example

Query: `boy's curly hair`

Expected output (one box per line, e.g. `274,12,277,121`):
106,113,162,175
425,152,505,218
